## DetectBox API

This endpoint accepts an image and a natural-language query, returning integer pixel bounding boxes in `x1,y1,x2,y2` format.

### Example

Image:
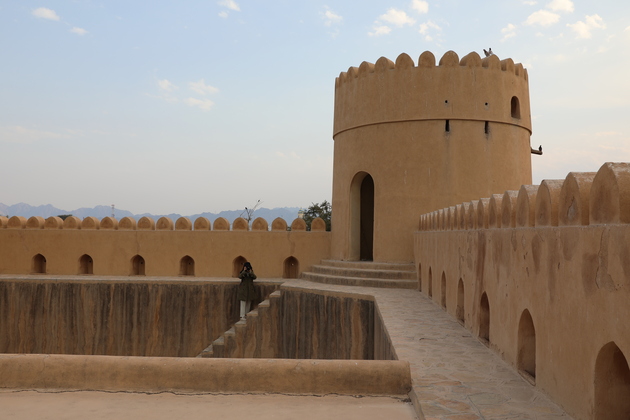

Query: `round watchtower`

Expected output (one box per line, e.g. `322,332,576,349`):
331,50,533,262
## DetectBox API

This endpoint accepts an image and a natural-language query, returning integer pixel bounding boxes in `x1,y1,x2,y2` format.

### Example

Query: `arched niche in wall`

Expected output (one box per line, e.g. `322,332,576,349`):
79,254,93,275
440,272,447,308
594,341,630,420
456,278,465,325
417,263,422,292
511,96,521,119
479,292,490,345
428,267,433,298
131,255,145,276
180,255,194,276
283,256,299,279
517,309,536,383
232,255,247,278
32,254,46,274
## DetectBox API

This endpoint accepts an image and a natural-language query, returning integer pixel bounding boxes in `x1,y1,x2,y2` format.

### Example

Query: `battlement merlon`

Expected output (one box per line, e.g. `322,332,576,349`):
0,216,327,232
418,162,630,231
333,50,532,137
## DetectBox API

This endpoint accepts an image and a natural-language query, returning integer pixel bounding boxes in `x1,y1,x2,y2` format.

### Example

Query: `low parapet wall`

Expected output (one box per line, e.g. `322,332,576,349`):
0,354,411,396
0,216,331,277
414,162,630,420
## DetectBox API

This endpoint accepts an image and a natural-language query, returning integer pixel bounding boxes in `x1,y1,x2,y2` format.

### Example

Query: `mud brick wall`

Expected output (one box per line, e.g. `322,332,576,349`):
214,287,382,360
278,289,375,360
0,278,279,357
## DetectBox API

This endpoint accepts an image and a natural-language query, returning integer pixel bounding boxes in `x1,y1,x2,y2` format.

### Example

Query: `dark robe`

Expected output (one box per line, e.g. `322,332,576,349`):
237,270,258,301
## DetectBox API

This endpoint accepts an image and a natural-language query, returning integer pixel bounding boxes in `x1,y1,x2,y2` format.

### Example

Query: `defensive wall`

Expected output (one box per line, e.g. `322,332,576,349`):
332,50,532,263
414,162,630,420
0,213,416,398
0,215,330,278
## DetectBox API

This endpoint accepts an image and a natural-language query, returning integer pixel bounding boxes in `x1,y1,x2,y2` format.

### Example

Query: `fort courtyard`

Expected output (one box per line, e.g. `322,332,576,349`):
1,50,629,420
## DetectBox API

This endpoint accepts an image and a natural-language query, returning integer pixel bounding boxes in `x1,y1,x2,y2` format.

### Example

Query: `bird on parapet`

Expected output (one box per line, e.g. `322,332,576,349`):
539,145,542,152
483,48,493,57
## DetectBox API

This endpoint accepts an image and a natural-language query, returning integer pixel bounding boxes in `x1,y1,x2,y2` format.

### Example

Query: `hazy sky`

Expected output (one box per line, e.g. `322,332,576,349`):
1,1,629,215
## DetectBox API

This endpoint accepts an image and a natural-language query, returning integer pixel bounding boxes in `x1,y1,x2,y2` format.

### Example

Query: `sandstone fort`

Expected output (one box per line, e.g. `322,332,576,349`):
0,50,628,420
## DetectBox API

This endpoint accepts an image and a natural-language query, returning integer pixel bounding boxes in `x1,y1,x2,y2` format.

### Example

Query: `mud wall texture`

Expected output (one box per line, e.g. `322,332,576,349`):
279,288,375,359
415,162,630,420
0,279,280,357
210,287,389,361
0,227,330,278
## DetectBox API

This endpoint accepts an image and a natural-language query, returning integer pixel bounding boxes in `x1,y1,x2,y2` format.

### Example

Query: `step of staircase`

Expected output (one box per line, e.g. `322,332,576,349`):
319,260,415,271
311,265,416,280
301,272,417,289
301,260,418,290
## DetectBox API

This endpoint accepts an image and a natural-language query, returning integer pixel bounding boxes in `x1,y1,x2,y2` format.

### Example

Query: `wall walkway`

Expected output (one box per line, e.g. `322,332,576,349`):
281,280,570,419
415,162,630,420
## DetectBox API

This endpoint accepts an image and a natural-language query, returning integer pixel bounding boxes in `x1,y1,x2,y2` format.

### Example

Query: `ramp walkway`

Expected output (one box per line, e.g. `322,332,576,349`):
284,279,572,420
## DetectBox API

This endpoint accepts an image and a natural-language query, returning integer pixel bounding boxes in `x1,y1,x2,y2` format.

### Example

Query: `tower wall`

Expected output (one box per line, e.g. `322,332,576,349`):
331,51,533,262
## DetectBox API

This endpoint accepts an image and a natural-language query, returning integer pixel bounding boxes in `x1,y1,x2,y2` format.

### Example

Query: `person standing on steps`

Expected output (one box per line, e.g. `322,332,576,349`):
238,261,258,318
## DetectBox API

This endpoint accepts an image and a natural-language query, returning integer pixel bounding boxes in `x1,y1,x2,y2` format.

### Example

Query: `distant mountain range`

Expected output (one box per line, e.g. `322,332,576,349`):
0,203,301,224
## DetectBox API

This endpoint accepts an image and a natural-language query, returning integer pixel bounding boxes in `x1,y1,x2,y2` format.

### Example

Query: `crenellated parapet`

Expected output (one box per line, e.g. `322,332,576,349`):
419,162,630,231
1,215,325,232
334,50,531,138
0,215,331,277
415,162,630,419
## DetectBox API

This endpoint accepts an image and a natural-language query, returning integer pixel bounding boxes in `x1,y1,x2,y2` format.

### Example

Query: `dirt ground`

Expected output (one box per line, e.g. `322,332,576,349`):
0,390,418,420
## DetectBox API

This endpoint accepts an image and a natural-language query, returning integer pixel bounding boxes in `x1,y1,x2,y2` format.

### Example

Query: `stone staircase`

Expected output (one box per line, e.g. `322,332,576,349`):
300,260,418,289
198,290,282,358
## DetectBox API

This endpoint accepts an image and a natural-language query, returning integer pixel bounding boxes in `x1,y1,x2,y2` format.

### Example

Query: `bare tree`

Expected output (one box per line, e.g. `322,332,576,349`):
240,200,262,223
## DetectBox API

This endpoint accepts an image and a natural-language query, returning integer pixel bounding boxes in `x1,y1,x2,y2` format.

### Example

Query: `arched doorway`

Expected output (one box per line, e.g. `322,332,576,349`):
350,172,374,261
594,342,630,419
428,267,433,298
79,254,93,275
517,309,536,382
180,256,195,276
